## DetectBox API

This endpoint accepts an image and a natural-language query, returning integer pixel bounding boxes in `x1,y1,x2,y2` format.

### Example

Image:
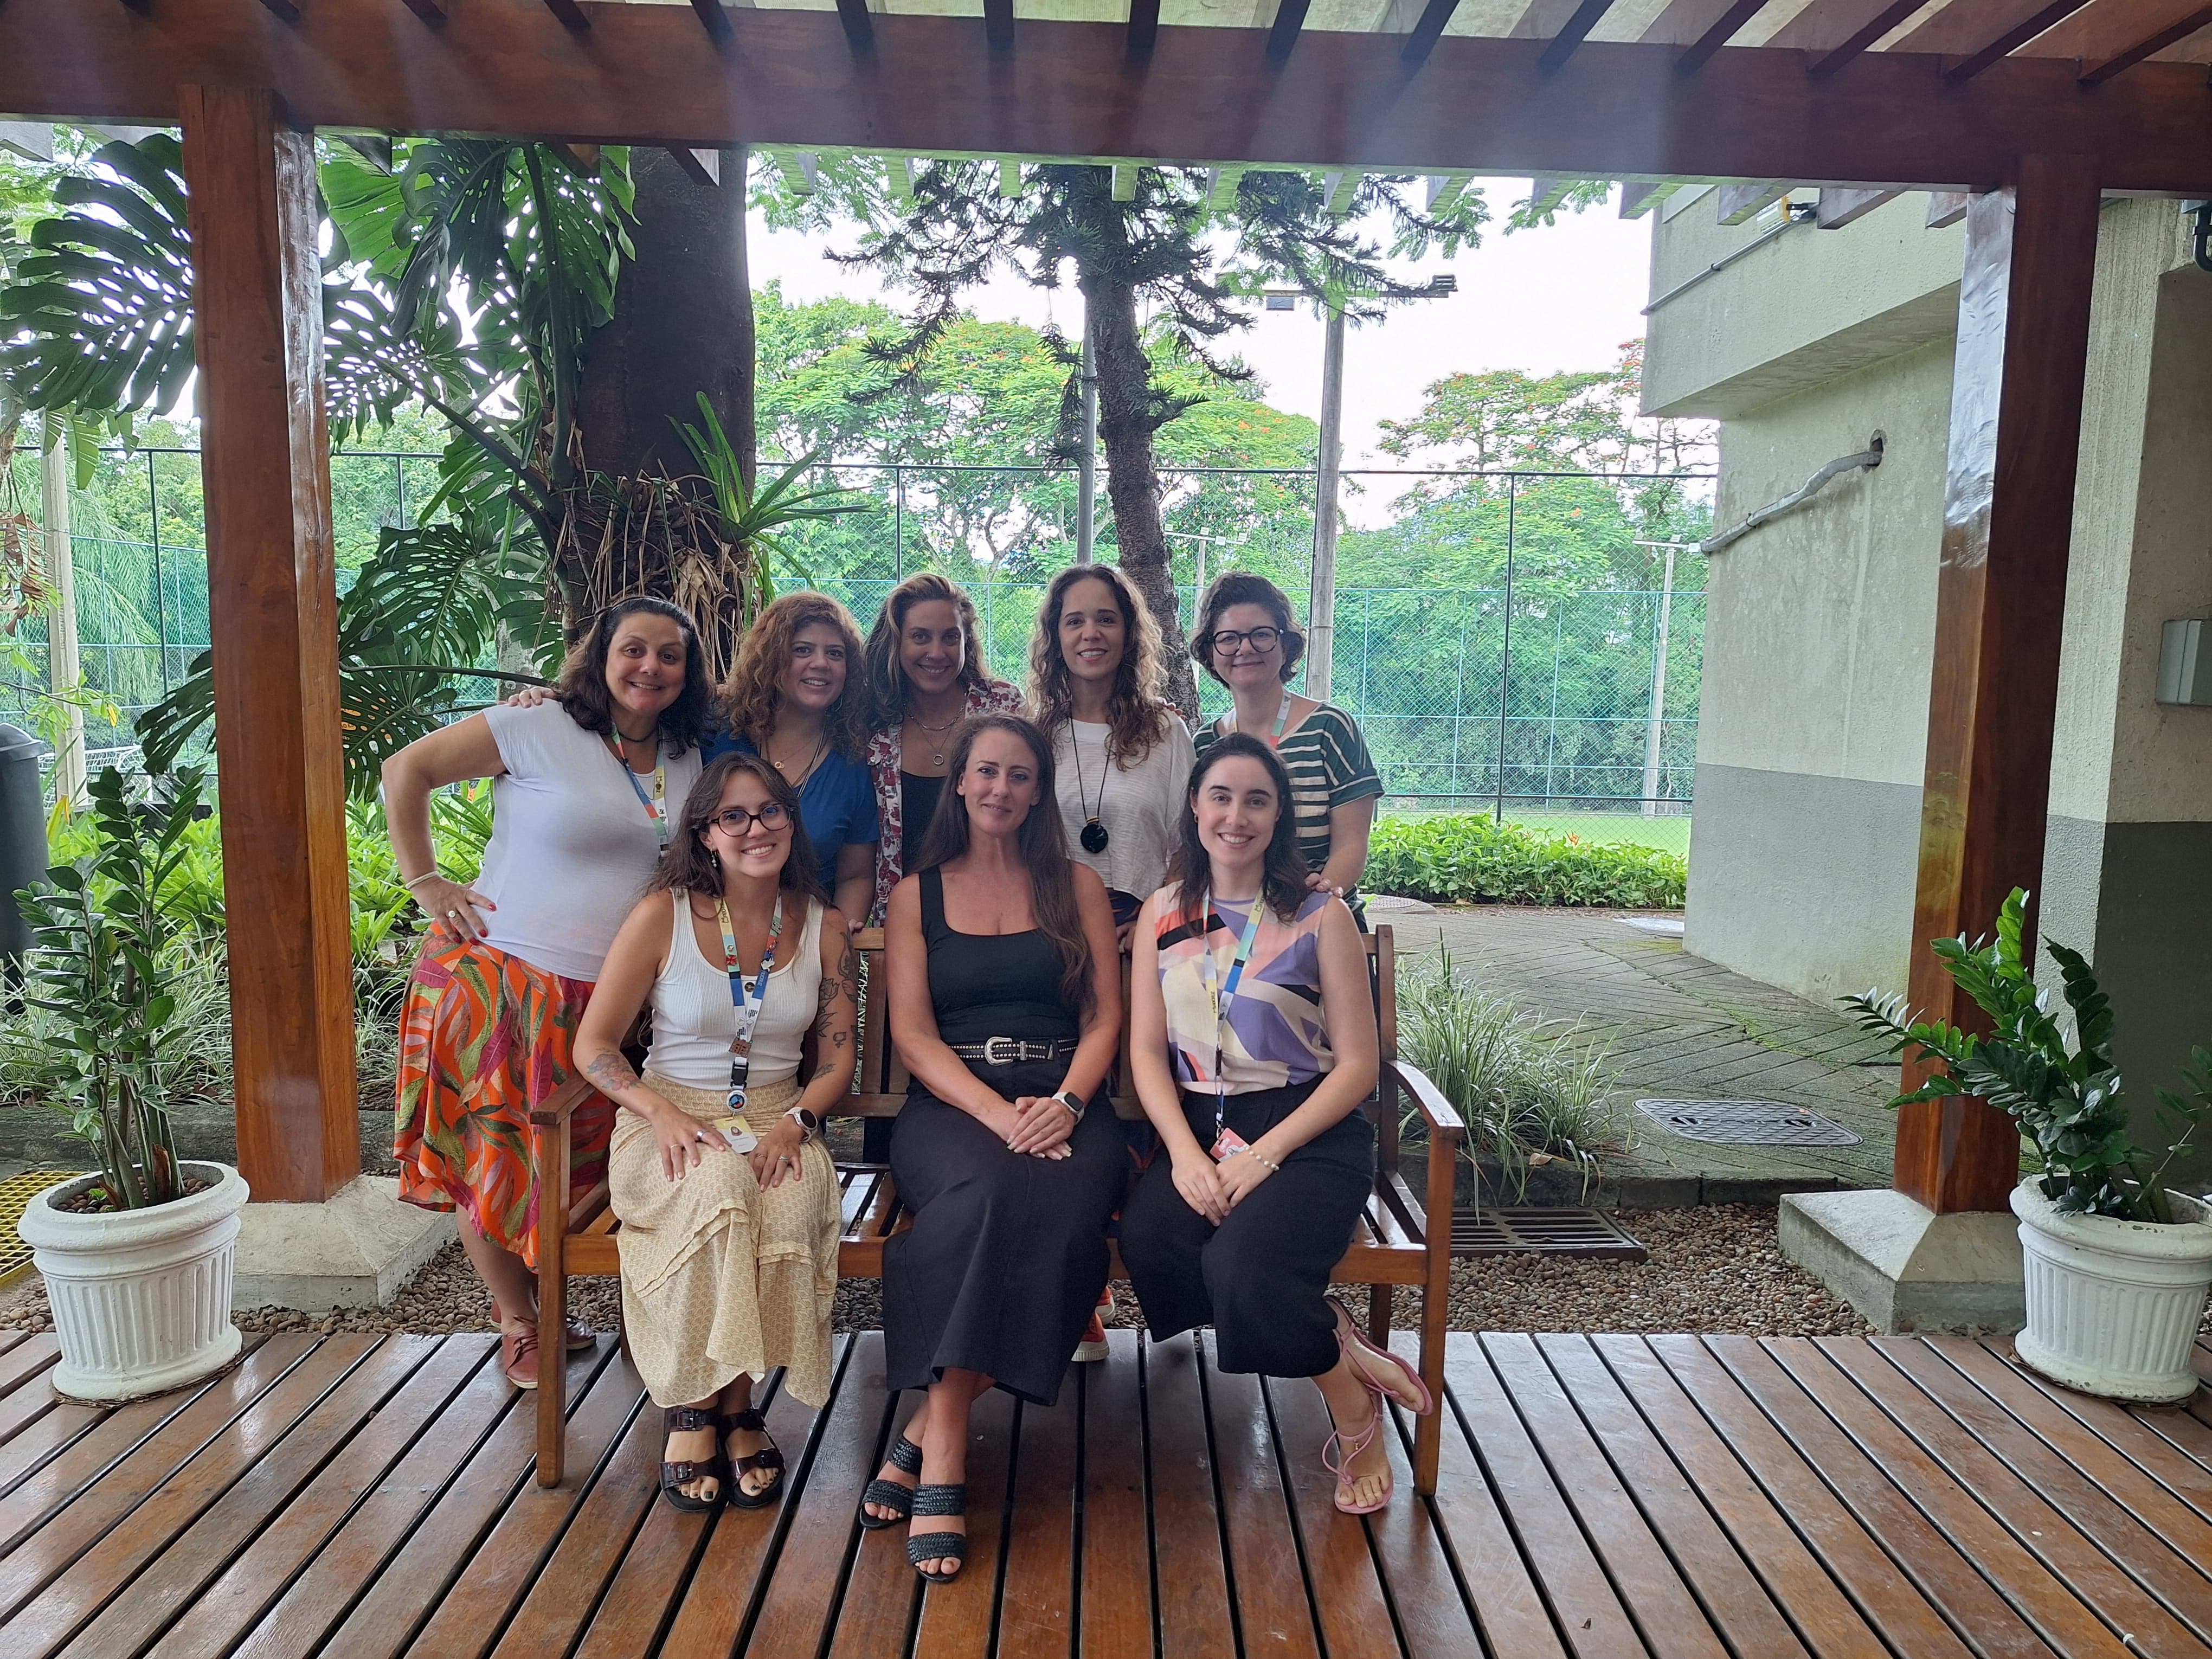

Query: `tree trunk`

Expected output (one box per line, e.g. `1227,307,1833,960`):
1083,269,1201,717
576,145,756,487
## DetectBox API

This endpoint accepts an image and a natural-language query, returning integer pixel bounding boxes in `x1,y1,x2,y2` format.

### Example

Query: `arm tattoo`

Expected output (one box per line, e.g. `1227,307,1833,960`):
582,1050,639,1095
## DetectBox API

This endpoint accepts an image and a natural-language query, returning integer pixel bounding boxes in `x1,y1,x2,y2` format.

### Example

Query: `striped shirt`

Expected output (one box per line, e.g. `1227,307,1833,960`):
1193,703,1382,879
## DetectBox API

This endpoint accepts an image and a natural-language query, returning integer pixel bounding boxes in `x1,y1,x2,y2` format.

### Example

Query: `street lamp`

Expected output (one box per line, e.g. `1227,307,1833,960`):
1264,274,1457,699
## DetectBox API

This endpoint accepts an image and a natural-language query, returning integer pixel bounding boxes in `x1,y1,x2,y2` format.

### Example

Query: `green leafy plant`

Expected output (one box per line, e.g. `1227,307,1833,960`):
1841,888,2211,1224
1398,942,1628,1203
1365,814,1687,908
11,766,211,1208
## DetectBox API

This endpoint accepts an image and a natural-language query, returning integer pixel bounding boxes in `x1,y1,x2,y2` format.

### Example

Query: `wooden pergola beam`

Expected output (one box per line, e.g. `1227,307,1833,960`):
1798,0,1931,76
1267,0,1314,60
1536,0,1621,69
2073,0,2212,81
177,85,359,1207
1674,0,1771,73
11,0,2212,192
1899,153,2101,1215
1943,0,2101,80
1401,0,1461,63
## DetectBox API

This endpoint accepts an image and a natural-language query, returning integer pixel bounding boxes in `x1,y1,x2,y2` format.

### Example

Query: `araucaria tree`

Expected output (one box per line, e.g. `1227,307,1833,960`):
768,162,1487,713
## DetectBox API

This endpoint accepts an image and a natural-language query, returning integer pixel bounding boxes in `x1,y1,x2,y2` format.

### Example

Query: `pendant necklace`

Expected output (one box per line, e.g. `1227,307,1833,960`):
909,706,960,768
1070,722,1110,854
775,728,831,793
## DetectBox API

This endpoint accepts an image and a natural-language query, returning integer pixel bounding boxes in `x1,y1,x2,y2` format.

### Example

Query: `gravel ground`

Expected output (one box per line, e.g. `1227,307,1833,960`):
1,1203,1871,1339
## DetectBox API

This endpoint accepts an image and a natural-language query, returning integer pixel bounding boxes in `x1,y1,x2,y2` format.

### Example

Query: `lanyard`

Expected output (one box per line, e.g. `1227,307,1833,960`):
604,734,668,845
715,895,783,1110
1195,896,1265,1135
1226,693,1294,749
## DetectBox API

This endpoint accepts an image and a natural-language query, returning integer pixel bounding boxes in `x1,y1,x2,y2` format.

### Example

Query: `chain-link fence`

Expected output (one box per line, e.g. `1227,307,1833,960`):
3,448,1708,851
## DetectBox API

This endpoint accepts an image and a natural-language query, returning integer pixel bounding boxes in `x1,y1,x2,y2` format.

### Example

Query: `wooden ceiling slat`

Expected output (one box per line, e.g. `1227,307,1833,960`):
2083,3,2212,76
1538,0,1624,66
2016,0,2212,72
398,0,446,20
1716,179,1790,218
986,0,1014,48
687,0,732,41
1268,0,1314,57
1815,183,1901,221
1941,0,2100,76
539,0,588,27
833,0,873,48
1674,0,1774,69
1127,0,1161,50
258,0,301,21
668,145,719,184
1791,0,1932,73
1400,0,1462,62
1926,188,1970,223
1892,0,2051,53
1618,179,1679,213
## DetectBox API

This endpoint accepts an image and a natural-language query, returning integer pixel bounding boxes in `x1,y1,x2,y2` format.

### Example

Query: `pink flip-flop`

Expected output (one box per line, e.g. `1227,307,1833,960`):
1323,1403,1392,1515
1328,1296,1434,1416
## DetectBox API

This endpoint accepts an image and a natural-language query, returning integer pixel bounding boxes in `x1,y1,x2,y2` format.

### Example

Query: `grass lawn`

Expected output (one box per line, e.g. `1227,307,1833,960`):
1382,805,1692,857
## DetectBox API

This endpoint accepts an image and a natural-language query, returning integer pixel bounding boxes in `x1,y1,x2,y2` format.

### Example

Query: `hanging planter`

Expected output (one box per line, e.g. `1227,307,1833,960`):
16,1161,249,1401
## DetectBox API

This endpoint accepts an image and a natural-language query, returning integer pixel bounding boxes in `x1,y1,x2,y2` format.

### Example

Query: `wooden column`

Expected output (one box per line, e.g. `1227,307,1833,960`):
1896,153,2100,1214
180,86,359,1204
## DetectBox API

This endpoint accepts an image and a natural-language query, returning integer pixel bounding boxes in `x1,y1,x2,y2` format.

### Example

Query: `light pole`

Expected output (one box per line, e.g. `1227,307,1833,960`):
1634,539,1700,816
1075,295,1098,563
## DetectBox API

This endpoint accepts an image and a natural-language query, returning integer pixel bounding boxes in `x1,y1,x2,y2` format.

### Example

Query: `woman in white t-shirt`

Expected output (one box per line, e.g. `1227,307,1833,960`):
387,597,710,1391
574,753,857,1513
1025,563,1197,936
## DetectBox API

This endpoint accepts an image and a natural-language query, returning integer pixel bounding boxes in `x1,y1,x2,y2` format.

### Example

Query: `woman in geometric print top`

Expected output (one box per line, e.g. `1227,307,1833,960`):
1117,734,1432,1517
1188,571,1382,917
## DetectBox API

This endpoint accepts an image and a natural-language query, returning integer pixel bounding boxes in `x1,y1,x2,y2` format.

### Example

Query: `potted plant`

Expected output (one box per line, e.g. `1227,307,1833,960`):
1844,889,2212,1403
12,766,250,1401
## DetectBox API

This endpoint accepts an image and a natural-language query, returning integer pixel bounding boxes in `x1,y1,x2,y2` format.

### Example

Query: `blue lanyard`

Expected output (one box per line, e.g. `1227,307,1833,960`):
604,735,668,845
715,895,783,1110
1196,897,1264,1135
1225,693,1293,749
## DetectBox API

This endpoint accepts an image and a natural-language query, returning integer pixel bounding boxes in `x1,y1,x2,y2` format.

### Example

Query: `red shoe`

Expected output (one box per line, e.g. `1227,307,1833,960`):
500,1322,542,1390
492,1299,594,1352
1073,1313,1109,1364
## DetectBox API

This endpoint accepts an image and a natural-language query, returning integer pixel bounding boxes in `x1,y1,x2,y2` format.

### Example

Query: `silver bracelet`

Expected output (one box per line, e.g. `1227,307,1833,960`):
403,871,444,890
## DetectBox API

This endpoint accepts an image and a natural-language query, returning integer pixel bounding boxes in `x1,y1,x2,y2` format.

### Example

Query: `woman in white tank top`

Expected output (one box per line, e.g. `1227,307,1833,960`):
575,753,859,1514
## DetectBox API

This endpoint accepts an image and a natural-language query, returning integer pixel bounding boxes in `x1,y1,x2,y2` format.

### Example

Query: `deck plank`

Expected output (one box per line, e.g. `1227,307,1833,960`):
652,1355,839,1659
177,1334,520,1659
822,1336,919,1659
0,1335,340,1630
0,1399,107,1506
1362,1391,1483,1659
909,1385,1017,1659
345,1342,636,1659
997,1364,1080,1659
65,1335,488,1659
1587,1335,1891,1659
0,1335,62,1425
1140,1332,1236,1659
1484,1334,1736,1659
1204,1342,1322,1659
1079,1333,1155,1659
1443,1333,1648,1659
1264,1371,1398,1659
1702,1336,2068,1659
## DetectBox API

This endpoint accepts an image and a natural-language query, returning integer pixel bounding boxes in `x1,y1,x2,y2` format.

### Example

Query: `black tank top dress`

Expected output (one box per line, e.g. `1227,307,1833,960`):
882,868,1126,1405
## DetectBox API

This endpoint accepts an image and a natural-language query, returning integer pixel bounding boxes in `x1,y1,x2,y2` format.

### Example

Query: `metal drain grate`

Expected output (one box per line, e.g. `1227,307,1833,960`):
1634,1098,1862,1147
0,1171,83,1287
1450,1206,1648,1262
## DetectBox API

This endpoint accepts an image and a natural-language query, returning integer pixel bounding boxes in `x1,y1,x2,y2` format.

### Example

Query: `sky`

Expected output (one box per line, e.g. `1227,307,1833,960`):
744,182,1658,478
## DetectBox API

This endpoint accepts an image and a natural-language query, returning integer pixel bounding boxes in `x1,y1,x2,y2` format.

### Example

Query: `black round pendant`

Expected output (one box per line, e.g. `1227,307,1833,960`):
1081,819,1110,854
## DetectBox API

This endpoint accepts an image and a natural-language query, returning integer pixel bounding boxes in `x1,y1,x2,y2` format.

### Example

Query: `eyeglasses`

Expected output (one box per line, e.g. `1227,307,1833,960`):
1206,626,1282,656
710,802,789,835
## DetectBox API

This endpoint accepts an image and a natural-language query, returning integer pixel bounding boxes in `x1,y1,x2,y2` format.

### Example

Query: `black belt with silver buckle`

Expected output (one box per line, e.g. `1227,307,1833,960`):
949,1037,1078,1065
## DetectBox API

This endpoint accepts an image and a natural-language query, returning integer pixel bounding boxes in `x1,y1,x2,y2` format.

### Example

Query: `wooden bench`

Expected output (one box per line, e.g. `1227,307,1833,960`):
530,923,1464,1493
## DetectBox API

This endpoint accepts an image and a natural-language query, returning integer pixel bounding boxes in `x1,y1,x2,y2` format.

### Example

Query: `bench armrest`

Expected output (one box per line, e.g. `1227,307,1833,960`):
529,1075,597,1129
1384,1057,1464,1140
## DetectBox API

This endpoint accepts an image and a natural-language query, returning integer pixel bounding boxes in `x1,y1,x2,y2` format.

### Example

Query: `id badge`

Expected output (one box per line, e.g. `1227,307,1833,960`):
711,1115,758,1154
1210,1126,1249,1160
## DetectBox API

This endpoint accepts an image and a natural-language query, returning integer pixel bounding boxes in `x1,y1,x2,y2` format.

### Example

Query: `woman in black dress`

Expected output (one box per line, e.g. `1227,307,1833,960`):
860,713,1124,1583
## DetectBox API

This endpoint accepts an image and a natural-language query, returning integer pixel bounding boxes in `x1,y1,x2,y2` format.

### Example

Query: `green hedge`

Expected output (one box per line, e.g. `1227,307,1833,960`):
1366,814,1687,909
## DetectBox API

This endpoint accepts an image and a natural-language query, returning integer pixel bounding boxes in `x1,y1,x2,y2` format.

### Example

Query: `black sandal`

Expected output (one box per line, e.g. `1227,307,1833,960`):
859,1433,923,1529
906,1483,968,1583
721,1408,786,1509
659,1405,726,1513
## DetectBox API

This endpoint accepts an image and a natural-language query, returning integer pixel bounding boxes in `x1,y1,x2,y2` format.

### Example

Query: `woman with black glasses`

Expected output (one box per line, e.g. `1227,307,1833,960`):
1189,573,1382,916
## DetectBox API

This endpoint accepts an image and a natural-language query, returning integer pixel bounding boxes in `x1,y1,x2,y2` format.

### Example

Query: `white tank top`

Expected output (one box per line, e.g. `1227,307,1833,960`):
642,892,824,1092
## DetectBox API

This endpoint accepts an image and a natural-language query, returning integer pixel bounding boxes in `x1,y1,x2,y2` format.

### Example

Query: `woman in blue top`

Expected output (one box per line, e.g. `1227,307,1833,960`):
705,593,877,928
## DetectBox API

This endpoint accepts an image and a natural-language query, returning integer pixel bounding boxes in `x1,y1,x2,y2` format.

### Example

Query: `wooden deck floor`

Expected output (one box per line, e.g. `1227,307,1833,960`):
0,1322,2208,1658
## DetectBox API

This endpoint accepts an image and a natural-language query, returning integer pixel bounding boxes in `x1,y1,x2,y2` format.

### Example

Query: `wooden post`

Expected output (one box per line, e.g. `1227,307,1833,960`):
1896,153,2100,1215
180,86,359,1204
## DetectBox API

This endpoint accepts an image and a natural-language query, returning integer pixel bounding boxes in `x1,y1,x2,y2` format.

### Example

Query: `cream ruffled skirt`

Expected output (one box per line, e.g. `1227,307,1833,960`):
608,1073,840,1407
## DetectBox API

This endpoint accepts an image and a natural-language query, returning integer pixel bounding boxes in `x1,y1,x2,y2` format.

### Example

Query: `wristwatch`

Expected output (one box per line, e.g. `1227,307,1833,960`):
1053,1089,1088,1121
784,1106,822,1140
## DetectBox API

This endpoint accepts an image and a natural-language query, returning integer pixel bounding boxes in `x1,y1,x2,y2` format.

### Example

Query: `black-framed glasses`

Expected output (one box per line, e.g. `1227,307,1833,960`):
1206,626,1282,655
710,802,789,835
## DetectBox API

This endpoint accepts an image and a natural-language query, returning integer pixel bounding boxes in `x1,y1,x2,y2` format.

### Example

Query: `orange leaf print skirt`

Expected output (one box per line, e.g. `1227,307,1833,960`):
393,926,613,1269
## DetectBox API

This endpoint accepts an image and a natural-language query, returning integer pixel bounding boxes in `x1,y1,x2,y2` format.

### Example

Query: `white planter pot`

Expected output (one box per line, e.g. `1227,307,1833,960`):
15,1161,250,1402
2011,1179,2212,1404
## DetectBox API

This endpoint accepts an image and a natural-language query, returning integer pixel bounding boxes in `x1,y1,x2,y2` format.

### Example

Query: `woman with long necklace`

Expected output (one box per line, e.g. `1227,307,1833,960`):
574,754,857,1513
1189,573,1382,917
708,593,876,927
1117,735,1430,1516
1025,563,1195,938
860,572,1026,928
387,598,710,1389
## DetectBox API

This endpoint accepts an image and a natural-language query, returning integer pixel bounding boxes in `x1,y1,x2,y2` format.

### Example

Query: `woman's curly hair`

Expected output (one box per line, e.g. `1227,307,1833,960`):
1025,563,1173,767
862,571,995,731
554,596,711,754
717,591,869,760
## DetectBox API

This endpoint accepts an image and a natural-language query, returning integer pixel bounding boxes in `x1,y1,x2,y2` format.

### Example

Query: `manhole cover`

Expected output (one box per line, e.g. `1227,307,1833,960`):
1449,1207,1648,1262
1633,1099,1862,1147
